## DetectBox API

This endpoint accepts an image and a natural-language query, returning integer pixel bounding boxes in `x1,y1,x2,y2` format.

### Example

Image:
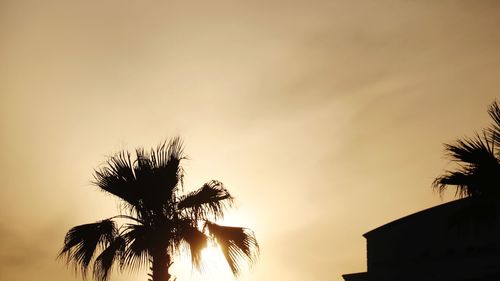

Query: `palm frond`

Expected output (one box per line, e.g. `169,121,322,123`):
130,138,186,210
93,152,140,207
93,236,126,281
132,147,160,210
444,134,496,166
59,219,117,276
93,138,186,215
433,171,472,198
205,222,259,276
152,137,185,169
150,137,186,196
433,134,500,197
121,224,152,273
487,100,500,144
178,180,233,219
178,220,209,269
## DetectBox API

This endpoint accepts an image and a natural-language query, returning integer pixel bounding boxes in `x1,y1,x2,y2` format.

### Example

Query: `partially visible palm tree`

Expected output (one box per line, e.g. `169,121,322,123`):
433,101,500,198
59,138,259,281
487,100,500,145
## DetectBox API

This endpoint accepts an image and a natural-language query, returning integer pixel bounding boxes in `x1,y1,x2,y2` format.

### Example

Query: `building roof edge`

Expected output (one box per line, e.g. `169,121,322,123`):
363,198,469,238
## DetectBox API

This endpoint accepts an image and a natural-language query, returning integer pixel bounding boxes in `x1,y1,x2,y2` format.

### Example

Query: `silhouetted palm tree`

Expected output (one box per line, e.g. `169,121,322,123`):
59,138,259,281
487,100,500,145
433,101,500,198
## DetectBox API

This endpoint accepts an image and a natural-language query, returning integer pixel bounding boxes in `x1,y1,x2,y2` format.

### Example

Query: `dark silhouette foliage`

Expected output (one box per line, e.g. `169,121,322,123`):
433,101,500,228
433,101,500,199
59,137,259,281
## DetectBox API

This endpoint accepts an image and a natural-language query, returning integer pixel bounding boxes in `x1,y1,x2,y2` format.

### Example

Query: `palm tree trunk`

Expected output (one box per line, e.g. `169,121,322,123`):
151,250,172,281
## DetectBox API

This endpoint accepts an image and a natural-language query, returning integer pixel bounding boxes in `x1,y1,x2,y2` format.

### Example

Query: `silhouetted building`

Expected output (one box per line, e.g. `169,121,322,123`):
343,198,500,281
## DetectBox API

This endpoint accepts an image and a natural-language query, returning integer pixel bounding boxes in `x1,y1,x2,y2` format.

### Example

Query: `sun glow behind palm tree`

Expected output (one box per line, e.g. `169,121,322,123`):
59,138,259,281
169,241,238,281
172,209,256,281
200,244,232,275
201,244,223,263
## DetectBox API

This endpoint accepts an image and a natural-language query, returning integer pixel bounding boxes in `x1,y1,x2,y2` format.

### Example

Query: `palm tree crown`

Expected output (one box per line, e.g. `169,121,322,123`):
59,138,259,281
433,101,500,199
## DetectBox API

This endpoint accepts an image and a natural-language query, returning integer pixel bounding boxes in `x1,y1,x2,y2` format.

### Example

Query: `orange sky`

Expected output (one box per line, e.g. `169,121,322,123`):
1,1,500,281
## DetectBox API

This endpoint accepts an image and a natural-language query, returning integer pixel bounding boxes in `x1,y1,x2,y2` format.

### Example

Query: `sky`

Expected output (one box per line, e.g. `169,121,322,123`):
1,1,500,281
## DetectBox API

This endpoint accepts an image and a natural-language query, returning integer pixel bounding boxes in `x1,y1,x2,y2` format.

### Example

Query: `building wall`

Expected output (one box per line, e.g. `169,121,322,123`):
344,199,500,281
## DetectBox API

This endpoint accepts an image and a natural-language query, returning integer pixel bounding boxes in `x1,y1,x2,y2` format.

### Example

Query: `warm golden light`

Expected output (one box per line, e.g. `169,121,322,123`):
201,244,226,267
172,244,234,281
2,1,500,281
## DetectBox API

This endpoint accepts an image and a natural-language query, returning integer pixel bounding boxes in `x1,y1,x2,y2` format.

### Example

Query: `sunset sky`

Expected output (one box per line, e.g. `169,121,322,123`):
1,1,500,281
